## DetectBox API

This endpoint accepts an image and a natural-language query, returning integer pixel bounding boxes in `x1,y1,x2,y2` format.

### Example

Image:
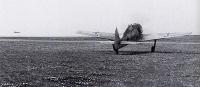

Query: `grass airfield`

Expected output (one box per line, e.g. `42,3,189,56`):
0,36,200,87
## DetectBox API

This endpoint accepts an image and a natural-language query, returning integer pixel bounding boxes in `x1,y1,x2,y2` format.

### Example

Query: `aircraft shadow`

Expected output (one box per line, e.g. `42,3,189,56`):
155,51,200,54
96,51,151,55
102,51,200,55
119,51,151,55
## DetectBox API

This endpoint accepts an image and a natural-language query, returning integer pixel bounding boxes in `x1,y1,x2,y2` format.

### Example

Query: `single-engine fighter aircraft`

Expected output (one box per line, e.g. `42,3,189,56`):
78,23,196,54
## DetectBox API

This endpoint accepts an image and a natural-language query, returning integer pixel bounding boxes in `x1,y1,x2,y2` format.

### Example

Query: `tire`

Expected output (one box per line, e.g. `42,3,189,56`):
113,44,119,54
151,46,155,52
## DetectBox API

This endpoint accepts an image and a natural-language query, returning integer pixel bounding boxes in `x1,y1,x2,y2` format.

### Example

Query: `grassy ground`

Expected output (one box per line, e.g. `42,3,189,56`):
0,36,200,87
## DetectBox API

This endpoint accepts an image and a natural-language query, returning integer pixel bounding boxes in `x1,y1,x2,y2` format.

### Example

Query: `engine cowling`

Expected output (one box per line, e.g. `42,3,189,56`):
121,23,143,41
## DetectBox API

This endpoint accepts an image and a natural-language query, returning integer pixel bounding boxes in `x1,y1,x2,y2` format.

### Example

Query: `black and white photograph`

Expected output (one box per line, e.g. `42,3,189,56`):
0,0,199,86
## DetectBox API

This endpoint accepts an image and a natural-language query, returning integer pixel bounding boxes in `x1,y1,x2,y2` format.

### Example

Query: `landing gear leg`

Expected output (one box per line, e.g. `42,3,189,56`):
151,40,157,52
112,44,119,54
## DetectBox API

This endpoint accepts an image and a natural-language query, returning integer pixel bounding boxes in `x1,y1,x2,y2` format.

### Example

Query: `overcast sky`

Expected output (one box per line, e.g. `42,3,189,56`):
0,0,199,36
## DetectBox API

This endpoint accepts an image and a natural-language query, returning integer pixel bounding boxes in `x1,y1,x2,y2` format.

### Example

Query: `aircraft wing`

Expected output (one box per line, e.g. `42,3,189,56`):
77,31,116,40
141,32,192,41
78,31,192,41
96,32,195,45
97,41,152,44
97,41,200,45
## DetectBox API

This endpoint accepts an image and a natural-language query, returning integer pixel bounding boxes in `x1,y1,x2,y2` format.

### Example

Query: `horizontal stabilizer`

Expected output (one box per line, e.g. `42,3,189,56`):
142,32,193,41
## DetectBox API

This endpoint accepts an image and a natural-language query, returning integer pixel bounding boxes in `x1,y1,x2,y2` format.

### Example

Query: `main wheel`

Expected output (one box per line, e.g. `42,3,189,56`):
114,49,119,54
151,46,155,52
112,44,119,54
